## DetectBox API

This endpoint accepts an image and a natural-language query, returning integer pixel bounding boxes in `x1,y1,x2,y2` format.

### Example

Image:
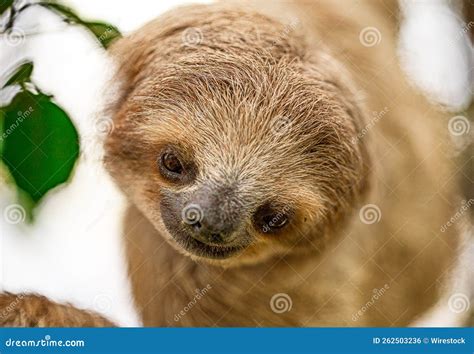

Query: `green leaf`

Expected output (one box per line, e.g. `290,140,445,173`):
80,21,121,48
0,0,14,16
1,91,79,214
2,61,34,88
38,1,121,48
0,107,4,155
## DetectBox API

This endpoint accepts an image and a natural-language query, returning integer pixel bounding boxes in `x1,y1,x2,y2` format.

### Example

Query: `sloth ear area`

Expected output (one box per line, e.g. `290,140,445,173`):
301,55,372,155
107,5,209,109
109,5,210,82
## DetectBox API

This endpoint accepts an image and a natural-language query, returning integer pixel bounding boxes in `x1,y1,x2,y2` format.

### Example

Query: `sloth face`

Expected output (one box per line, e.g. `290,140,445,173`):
156,144,298,260
105,6,369,265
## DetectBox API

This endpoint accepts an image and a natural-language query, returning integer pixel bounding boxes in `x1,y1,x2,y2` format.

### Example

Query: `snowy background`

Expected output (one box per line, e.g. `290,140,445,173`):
0,0,472,326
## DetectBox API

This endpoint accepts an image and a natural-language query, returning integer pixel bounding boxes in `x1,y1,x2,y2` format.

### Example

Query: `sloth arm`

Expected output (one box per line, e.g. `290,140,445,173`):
0,293,114,327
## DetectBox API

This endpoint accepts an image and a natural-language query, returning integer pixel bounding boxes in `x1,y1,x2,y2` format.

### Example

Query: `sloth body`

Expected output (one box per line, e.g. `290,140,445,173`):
104,1,458,326
0,0,460,326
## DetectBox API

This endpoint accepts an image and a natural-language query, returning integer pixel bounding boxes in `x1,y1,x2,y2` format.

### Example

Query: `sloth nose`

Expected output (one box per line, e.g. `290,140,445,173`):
187,208,237,246
190,220,227,245
181,185,242,246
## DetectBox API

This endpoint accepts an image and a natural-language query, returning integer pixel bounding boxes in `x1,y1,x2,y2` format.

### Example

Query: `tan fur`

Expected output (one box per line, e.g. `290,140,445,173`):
1,0,462,327
103,1,460,326
0,293,113,327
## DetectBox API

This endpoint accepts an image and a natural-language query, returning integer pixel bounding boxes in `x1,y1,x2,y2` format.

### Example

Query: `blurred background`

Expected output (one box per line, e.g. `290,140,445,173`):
0,0,472,326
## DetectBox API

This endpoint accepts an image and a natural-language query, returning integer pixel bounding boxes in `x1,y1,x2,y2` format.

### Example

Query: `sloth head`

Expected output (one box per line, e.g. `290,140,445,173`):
105,5,370,266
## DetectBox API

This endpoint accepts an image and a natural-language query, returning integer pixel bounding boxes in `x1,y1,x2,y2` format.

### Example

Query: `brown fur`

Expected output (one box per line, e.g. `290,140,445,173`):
1,0,462,327
104,1,460,326
0,293,113,327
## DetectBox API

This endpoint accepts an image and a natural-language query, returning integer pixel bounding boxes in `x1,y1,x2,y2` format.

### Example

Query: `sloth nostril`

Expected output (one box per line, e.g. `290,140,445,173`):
209,233,223,244
188,220,225,245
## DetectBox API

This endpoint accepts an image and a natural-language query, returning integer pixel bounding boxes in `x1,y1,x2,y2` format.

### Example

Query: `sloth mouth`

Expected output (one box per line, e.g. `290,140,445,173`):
172,232,245,259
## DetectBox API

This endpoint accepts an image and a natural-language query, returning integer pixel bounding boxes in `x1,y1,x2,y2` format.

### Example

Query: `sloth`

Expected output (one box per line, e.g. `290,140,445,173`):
1,0,463,326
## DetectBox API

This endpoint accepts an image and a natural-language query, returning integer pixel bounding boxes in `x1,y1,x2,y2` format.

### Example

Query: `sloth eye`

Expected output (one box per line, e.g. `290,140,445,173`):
161,152,183,174
263,214,288,229
254,204,291,233
158,146,196,184
158,147,189,183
